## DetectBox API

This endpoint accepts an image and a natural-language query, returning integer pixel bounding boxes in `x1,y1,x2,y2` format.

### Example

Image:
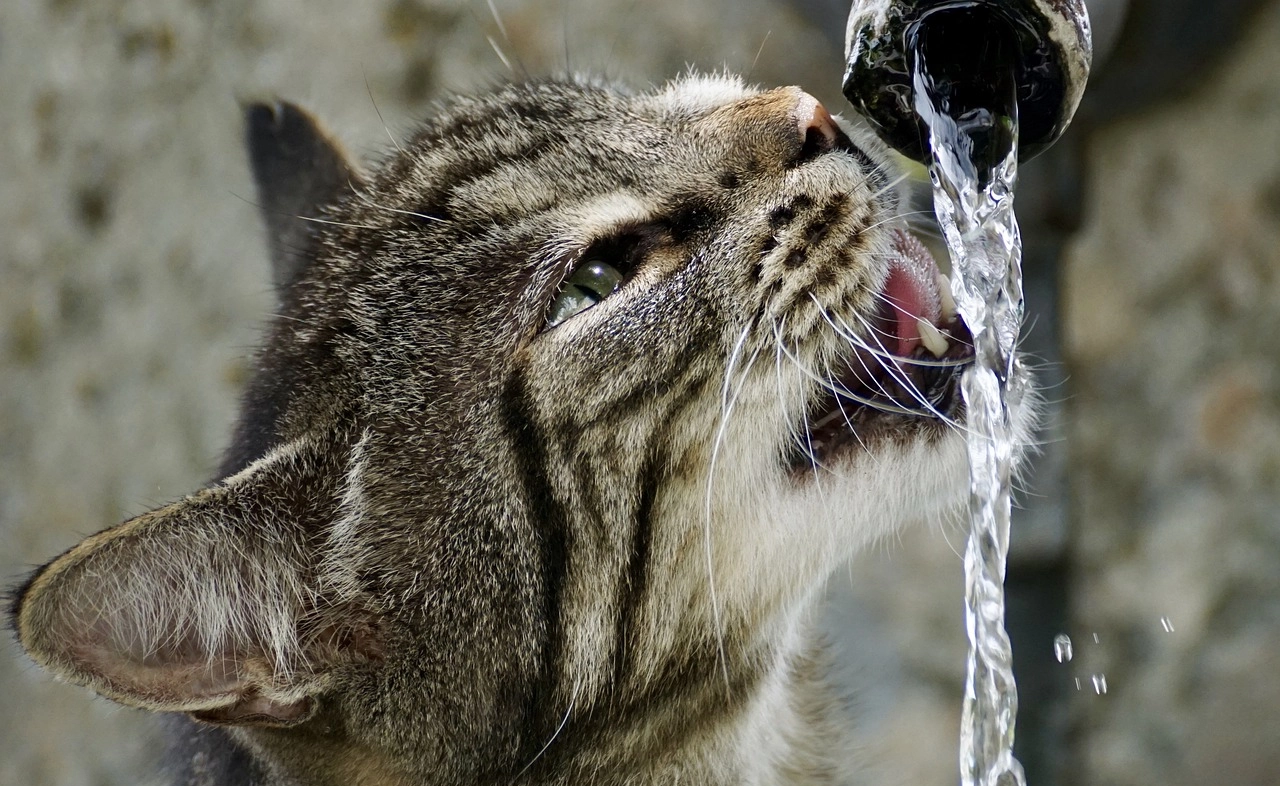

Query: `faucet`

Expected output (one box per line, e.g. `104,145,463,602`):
841,0,1094,163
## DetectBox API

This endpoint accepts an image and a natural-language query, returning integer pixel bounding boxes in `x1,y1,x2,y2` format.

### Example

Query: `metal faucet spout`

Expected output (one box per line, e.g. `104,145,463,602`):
842,0,1093,163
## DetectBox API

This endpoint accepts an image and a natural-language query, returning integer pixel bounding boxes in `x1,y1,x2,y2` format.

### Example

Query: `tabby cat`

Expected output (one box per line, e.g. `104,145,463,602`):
11,73,1034,785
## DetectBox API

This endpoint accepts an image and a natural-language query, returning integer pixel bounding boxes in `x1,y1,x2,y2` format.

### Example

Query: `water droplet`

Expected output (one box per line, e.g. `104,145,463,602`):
1074,677,1082,691
1091,673,1108,694
995,771,1023,786
1160,616,1175,633
1052,633,1073,663
1092,632,1101,644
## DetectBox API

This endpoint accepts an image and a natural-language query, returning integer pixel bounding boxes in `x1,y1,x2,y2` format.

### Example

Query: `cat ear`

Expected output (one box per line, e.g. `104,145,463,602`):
243,100,363,291
12,435,378,727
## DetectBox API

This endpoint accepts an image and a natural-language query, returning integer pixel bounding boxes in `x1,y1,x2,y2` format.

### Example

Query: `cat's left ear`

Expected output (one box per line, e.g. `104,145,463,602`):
244,100,364,291
11,433,378,727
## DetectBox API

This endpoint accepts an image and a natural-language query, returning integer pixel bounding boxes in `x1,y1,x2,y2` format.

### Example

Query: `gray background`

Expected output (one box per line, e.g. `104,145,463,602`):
2,1,1278,784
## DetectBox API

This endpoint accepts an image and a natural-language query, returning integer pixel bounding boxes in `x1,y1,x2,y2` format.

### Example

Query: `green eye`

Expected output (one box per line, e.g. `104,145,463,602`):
546,260,625,328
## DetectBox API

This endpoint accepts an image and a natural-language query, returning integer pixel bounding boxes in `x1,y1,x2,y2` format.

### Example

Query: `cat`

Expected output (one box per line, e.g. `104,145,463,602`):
10,73,1035,785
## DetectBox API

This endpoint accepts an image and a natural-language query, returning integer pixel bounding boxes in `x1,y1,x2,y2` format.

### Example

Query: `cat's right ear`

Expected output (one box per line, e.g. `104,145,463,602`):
244,101,363,291
10,433,380,727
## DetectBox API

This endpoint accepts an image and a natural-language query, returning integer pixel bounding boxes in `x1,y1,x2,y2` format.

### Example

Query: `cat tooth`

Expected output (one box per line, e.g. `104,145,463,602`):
936,271,958,321
917,317,949,358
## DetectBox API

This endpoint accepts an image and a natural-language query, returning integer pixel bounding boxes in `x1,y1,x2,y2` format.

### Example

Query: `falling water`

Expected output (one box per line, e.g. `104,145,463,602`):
910,26,1029,786
1053,634,1074,664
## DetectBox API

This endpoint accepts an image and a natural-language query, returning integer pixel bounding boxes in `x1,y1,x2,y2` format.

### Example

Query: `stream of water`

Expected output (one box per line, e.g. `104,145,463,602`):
911,40,1030,786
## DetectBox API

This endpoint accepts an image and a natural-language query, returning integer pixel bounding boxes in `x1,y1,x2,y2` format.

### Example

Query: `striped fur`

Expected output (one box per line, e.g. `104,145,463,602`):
11,74,1035,785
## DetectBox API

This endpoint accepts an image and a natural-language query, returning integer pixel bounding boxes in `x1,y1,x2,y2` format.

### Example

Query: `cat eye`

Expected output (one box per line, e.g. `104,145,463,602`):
546,260,625,328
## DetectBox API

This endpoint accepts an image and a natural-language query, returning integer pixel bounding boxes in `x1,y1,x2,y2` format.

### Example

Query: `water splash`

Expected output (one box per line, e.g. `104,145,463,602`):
910,28,1028,786
1053,634,1074,664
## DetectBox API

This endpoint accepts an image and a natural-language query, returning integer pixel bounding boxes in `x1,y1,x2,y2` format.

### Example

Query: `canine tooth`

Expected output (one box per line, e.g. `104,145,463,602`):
917,317,949,358
936,272,958,321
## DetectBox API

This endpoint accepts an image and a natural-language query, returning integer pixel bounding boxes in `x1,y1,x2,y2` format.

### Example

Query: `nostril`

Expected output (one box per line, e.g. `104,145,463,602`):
793,93,839,163
799,125,830,162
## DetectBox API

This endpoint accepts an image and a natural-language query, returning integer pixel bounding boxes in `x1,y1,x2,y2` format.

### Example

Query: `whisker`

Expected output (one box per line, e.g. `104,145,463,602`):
798,355,923,418
293,215,383,231
704,321,759,695
561,3,572,73
808,295,965,411
855,210,945,254
229,190,386,234
829,299,972,370
885,209,939,222
467,0,526,78
486,0,512,45
820,356,880,465
266,312,305,324
939,521,965,560
840,308,976,433
746,31,772,82
770,318,824,469
486,35,516,74
843,310,951,412
839,322,924,413
771,325,803,456
778,320,826,489
868,171,912,204
363,68,404,155
771,320,922,418
511,674,581,781
907,223,945,241
865,289,975,351
484,0,528,77
814,296,973,430
349,184,449,225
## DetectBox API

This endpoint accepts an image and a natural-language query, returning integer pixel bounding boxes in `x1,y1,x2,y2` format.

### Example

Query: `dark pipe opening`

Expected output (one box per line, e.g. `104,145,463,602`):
843,1,1068,163
907,7,1021,187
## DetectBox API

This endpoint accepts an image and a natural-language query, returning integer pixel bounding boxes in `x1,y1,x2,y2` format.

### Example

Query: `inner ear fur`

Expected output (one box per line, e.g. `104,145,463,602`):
12,436,377,726
244,99,364,292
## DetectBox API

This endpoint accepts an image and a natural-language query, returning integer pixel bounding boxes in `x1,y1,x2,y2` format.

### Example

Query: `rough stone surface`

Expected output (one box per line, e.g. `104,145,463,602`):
1062,2,1280,783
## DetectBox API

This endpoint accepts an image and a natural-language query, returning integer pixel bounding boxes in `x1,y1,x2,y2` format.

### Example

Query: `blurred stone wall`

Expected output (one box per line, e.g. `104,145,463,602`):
2,0,1278,785
1062,1,1280,782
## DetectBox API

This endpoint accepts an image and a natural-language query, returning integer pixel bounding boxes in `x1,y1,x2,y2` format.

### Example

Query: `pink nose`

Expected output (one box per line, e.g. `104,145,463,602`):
793,92,839,151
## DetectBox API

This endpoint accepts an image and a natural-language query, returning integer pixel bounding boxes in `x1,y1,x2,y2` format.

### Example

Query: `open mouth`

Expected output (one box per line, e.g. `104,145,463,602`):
792,229,973,470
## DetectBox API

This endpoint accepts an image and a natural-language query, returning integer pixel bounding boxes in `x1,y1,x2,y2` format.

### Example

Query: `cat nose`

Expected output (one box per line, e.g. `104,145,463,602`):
793,92,839,159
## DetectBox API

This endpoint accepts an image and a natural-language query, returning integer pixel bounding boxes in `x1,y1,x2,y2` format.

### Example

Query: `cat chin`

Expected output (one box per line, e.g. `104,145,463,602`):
791,369,1040,556
710,368,1040,601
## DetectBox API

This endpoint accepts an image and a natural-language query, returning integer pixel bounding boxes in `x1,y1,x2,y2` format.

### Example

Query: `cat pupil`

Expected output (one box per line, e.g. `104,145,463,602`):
546,259,625,327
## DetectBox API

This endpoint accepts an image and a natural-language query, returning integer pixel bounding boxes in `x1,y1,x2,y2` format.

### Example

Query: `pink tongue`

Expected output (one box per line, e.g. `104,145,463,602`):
882,230,942,357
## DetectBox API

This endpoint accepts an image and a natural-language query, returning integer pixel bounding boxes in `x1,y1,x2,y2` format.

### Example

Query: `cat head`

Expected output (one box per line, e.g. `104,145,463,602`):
12,74,1027,782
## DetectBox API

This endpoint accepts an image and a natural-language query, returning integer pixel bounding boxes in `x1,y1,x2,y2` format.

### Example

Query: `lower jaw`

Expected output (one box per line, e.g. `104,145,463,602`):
783,396,965,478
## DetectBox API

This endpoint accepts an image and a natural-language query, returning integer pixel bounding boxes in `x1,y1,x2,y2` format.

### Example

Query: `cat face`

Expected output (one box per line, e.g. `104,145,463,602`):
13,74,1033,784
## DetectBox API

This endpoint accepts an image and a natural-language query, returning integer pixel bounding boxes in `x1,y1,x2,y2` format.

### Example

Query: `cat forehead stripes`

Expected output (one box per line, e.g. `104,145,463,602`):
369,74,854,228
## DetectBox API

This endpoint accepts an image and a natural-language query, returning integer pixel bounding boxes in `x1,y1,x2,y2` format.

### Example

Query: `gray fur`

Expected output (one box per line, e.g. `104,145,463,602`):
11,73,1035,785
